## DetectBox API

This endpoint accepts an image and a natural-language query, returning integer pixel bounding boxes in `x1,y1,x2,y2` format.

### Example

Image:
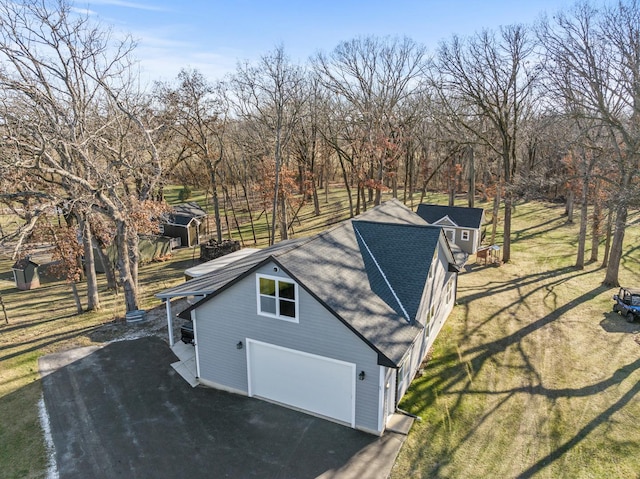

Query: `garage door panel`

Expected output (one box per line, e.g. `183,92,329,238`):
247,340,355,425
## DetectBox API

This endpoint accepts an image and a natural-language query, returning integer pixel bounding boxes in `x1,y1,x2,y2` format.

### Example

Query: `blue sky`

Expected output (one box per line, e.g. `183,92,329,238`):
80,0,573,83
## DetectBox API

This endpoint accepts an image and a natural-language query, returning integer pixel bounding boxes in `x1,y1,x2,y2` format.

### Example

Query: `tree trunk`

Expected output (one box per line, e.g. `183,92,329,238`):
374,159,383,205
211,165,223,243
502,193,512,263
490,182,501,245
128,230,140,290
565,189,574,224
70,282,83,315
337,154,354,217
0,295,8,324
575,181,589,269
391,173,398,199
115,221,138,312
467,146,475,208
223,185,244,246
325,176,329,204
312,178,320,216
279,194,288,241
241,181,257,244
360,184,368,212
80,217,100,310
601,206,613,269
95,243,117,291
590,180,601,263
603,203,627,286
270,132,283,246
448,182,455,206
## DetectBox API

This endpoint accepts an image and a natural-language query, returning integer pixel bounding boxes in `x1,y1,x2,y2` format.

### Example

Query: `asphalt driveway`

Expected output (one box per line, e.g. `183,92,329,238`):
39,337,405,479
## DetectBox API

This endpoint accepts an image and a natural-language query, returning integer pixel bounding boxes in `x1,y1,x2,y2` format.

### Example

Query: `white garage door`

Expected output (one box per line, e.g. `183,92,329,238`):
247,340,356,426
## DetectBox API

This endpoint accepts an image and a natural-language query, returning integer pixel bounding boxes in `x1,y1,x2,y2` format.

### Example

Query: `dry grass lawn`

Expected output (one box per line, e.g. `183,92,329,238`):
0,185,401,479
1,193,638,478
393,201,640,478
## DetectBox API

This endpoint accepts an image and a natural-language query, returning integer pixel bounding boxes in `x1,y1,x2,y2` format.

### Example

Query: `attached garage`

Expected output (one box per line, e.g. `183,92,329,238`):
158,199,462,435
246,340,356,427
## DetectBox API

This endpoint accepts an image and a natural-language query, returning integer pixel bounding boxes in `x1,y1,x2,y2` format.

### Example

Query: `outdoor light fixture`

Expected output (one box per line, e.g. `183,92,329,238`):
236,341,243,350
359,371,366,381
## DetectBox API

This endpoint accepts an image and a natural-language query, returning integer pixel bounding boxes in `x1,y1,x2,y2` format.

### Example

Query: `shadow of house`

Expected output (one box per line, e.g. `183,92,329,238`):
161,202,207,248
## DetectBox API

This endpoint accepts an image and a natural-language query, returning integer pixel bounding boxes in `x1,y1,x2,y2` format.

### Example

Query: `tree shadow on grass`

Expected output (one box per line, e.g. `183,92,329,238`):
516,379,640,478
399,268,637,477
511,215,568,243
456,265,596,345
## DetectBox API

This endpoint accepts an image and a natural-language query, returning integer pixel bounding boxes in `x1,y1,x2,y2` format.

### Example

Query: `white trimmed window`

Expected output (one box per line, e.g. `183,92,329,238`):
444,228,455,243
461,230,470,241
445,277,453,304
429,249,438,279
257,274,298,321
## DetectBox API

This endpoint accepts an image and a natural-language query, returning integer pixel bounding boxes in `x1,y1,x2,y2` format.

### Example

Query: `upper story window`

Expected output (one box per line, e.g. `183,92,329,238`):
461,230,470,241
429,249,439,280
257,274,298,322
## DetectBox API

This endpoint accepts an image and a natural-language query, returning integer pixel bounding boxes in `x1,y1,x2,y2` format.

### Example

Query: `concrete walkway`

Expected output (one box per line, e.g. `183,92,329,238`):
170,340,198,387
39,337,409,479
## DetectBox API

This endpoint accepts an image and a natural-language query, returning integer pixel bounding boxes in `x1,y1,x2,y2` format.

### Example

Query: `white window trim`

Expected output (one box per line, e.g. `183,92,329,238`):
429,249,439,279
256,273,299,322
461,230,470,241
444,228,456,243
445,277,453,304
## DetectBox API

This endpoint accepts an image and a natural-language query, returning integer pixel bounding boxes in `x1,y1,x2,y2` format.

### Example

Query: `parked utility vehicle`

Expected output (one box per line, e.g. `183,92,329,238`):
612,287,640,322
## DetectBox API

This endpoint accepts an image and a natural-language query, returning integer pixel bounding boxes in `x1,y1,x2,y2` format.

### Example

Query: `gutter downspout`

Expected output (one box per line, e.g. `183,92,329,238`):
395,407,422,421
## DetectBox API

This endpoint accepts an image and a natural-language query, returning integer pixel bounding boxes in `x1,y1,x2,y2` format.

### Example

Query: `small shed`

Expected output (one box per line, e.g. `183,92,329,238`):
161,202,207,248
12,258,40,290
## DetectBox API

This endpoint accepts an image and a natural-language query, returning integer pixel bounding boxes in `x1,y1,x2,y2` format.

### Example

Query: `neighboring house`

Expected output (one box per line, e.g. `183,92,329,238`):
415,204,485,255
157,199,460,435
161,202,207,248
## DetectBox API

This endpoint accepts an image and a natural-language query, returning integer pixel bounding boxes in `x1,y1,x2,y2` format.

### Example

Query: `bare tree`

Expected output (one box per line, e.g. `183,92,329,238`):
432,25,539,263
230,46,306,244
314,36,429,209
539,0,640,286
156,69,227,242
0,0,162,312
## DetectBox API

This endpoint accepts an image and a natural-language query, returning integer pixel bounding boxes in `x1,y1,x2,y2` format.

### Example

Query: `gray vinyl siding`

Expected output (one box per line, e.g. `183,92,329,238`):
446,226,478,254
404,239,457,397
193,261,382,433
456,227,475,254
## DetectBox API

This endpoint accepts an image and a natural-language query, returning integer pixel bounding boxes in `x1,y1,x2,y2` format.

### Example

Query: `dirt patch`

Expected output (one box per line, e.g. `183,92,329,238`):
88,297,189,345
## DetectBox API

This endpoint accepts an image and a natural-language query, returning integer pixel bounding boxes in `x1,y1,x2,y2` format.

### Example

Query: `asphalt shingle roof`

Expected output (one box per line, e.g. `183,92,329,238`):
172,202,207,218
166,215,198,227
158,199,455,367
416,204,484,229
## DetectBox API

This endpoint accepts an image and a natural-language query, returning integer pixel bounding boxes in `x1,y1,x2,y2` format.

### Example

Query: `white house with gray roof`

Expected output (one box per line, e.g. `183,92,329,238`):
157,199,459,435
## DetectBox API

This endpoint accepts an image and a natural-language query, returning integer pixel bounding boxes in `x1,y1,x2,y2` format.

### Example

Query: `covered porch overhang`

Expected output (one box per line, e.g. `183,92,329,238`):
156,289,209,347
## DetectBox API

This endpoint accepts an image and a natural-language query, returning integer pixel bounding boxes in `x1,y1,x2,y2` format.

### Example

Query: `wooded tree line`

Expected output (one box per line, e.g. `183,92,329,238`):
0,0,638,313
